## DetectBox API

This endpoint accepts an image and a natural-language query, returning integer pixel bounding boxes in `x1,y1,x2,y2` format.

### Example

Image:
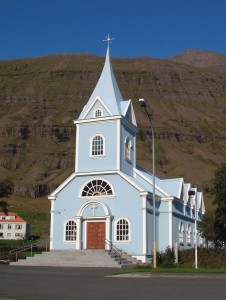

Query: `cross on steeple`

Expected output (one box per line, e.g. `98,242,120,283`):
103,34,115,49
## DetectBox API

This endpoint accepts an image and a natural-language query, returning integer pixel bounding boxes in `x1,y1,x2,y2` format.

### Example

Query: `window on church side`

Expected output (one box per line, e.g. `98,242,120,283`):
91,135,104,156
187,224,191,245
116,218,130,241
125,137,131,161
94,109,102,118
65,220,77,241
179,222,184,245
82,179,113,197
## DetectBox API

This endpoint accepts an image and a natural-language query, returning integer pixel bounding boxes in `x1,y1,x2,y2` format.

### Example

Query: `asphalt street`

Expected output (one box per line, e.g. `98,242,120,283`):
0,265,226,300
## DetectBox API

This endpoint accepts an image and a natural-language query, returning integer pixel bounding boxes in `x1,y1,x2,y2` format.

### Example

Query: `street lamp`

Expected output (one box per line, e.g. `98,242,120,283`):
139,98,157,269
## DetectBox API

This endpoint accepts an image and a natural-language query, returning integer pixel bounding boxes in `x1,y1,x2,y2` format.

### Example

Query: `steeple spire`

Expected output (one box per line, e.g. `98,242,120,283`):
79,34,124,119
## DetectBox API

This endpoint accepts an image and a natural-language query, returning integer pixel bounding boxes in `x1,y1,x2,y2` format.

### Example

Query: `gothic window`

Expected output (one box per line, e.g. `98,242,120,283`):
125,137,131,161
65,220,77,241
116,218,130,241
94,109,103,118
91,134,104,156
179,222,184,245
187,224,191,245
81,179,113,197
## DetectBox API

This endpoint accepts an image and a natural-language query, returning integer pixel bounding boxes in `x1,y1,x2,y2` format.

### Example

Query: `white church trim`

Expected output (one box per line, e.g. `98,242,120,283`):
82,96,113,119
48,39,205,262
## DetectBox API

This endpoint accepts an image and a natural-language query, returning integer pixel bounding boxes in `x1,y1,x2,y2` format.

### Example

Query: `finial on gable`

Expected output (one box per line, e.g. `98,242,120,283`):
103,34,115,50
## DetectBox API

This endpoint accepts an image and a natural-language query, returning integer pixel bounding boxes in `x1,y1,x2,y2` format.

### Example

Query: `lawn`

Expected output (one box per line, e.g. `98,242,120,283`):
4,194,50,238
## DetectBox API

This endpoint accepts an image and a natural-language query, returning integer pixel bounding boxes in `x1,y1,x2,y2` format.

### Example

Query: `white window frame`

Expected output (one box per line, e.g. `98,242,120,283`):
115,217,131,243
93,108,103,118
90,134,105,157
64,219,77,243
179,222,184,245
80,178,114,198
125,137,132,161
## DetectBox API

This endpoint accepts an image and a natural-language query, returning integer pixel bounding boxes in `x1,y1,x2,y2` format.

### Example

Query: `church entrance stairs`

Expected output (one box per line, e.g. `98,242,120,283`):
10,250,136,268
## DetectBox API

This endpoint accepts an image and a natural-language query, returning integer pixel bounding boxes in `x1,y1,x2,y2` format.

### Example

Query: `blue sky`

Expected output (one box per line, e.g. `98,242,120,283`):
0,0,226,60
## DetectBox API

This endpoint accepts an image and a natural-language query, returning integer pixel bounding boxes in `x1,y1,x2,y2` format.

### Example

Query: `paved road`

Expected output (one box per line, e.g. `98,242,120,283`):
0,265,226,300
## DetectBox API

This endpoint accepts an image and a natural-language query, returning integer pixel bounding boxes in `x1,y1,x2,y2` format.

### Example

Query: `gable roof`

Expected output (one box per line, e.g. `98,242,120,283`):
0,212,27,223
79,46,124,119
156,178,184,199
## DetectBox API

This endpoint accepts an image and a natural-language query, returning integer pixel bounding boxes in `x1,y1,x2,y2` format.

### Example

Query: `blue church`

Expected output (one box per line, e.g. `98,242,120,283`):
48,40,205,263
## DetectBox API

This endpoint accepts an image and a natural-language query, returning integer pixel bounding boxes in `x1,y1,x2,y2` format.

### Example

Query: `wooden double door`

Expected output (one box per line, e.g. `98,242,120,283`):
87,222,106,249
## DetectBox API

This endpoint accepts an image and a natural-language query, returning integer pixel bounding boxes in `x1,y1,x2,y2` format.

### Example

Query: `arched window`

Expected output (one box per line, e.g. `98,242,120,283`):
94,109,103,118
187,224,191,245
125,137,131,161
81,179,113,197
65,220,77,241
116,218,130,241
179,222,184,245
91,134,104,156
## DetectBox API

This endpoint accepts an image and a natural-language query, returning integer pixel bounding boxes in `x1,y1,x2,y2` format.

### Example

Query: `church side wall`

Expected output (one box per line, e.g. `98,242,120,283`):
158,201,170,251
120,123,136,177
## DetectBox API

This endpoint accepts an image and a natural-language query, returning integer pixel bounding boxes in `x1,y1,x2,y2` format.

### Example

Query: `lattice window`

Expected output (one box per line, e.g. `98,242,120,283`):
94,109,102,118
116,218,130,241
179,222,184,245
65,220,77,241
82,179,113,197
91,135,104,156
187,224,191,245
125,137,131,160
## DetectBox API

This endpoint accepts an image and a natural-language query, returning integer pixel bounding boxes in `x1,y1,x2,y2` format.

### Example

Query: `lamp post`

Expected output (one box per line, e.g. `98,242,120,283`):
139,98,157,269
194,194,198,269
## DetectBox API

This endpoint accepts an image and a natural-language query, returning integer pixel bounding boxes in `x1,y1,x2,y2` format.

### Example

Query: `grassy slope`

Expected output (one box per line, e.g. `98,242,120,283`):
0,51,226,215
5,195,50,238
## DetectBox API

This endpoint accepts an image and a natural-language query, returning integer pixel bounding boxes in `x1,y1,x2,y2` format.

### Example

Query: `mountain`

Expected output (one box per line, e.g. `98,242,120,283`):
168,49,226,70
0,50,226,208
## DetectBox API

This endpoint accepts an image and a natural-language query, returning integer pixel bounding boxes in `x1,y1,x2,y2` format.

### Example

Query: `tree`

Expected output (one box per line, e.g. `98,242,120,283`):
198,163,226,247
0,179,13,198
198,211,218,247
213,163,226,245
0,179,13,214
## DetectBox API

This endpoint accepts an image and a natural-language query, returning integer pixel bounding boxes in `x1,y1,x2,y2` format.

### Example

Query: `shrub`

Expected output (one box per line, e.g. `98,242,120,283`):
158,247,175,267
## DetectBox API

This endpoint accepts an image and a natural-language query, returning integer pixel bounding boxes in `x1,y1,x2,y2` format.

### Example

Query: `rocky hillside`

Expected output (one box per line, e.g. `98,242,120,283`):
0,50,226,207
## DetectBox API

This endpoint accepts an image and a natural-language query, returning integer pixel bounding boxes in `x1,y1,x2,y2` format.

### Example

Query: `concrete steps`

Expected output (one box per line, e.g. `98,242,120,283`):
10,250,135,268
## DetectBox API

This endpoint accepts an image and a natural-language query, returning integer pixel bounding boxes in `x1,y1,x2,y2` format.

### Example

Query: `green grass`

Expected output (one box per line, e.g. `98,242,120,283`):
3,194,50,238
117,265,226,274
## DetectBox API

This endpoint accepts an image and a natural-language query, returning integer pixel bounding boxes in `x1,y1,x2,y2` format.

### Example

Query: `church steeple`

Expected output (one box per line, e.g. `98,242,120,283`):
79,35,124,119
74,36,137,175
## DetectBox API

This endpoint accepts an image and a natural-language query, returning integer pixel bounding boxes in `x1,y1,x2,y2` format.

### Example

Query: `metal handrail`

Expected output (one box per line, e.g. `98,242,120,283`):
10,238,50,261
105,238,125,264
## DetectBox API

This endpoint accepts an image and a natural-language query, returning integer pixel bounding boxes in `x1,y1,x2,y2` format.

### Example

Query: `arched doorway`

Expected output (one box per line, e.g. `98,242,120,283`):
76,200,112,250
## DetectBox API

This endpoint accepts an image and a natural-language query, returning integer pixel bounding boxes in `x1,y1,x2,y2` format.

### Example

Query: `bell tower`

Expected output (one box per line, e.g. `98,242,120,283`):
74,35,137,177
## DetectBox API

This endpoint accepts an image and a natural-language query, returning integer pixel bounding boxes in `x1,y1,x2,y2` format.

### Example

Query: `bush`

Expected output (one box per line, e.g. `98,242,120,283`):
178,248,226,268
158,247,175,267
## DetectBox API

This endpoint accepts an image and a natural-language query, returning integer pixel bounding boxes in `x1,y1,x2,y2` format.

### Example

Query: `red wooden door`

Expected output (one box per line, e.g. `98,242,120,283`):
87,222,105,249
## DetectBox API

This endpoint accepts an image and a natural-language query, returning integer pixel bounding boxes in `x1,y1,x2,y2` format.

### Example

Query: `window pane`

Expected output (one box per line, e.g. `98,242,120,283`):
65,220,77,241
92,135,104,156
116,219,129,241
82,180,113,197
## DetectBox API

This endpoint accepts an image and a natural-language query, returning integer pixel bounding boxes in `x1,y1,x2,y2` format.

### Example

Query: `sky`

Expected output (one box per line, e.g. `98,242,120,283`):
0,0,226,60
